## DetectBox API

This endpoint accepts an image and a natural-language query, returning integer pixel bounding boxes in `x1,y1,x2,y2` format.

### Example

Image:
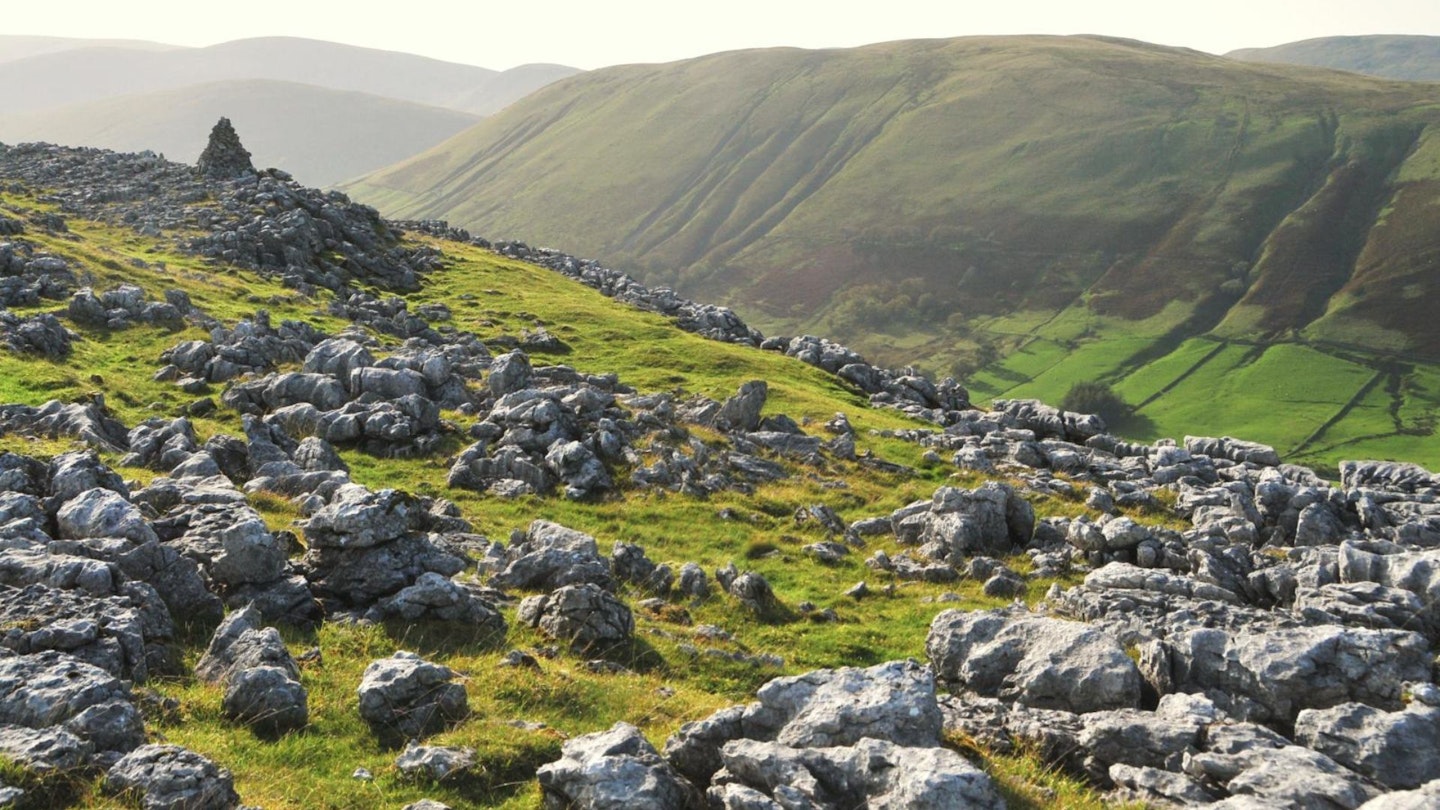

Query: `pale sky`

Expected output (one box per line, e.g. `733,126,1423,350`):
8,0,1440,70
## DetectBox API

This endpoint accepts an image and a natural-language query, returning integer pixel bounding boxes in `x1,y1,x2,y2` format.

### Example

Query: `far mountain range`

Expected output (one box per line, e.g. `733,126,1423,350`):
0,35,580,186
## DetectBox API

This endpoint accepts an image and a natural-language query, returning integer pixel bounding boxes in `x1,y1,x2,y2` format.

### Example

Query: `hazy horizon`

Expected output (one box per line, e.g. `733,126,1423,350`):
7,0,1440,71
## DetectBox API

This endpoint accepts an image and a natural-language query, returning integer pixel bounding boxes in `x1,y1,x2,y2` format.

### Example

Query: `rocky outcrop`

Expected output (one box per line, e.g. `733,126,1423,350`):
927,608,1142,714
517,583,634,650
104,744,240,810
538,722,704,810
0,397,128,451
0,582,173,681
488,520,615,592
357,651,468,743
0,650,145,770
659,660,1003,809
298,483,467,613
193,607,307,735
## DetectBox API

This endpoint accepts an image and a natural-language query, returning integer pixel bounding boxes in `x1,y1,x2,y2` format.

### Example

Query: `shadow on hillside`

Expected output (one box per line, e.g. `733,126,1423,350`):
1111,410,1160,441
583,635,669,674
380,619,509,657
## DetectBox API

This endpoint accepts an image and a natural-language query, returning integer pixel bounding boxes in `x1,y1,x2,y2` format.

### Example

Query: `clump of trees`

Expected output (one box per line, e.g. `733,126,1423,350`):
1060,381,1132,429
830,278,954,333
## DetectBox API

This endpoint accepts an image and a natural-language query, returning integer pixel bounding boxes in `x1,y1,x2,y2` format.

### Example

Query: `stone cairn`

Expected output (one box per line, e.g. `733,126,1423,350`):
196,118,255,179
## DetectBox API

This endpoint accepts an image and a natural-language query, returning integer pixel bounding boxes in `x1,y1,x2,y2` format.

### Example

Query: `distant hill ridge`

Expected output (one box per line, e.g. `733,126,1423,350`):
0,35,581,187
0,34,178,64
1229,35,1440,82
0,80,481,187
0,35,580,116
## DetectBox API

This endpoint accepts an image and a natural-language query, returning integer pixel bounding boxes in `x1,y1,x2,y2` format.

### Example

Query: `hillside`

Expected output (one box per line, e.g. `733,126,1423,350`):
2,136,1440,810
0,35,176,64
0,36,580,116
1229,35,1440,82
0,79,481,187
347,34,1440,471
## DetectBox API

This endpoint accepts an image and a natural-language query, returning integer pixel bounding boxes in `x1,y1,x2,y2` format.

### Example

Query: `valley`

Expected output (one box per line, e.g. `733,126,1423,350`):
348,35,1440,470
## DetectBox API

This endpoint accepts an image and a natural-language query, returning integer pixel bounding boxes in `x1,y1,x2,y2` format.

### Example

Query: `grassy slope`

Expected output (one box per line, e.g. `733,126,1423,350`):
346,34,1440,471
0,80,481,188
0,192,1141,809
1229,35,1440,82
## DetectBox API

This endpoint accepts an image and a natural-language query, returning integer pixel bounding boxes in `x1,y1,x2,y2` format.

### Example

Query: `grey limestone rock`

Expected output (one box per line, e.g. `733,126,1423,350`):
1294,582,1436,638
750,659,942,749
56,488,157,546
663,660,942,787
0,551,83,599
1077,708,1202,780
518,583,633,649
300,484,418,550
1184,435,1281,467
48,449,128,503
356,651,467,742
727,570,778,614
301,337,374,381
348,366,427,401
715,380,767,432
363,572,505,633
711,736,1004,810
664,705,745,787
490,519,614,592
194,607,299,684
0,582,168,681
539,722,703,810
395,743,477,782
1108,763,1219,807
993,398,1105,442
1084,562,1241,604
302,530,466,608
0,724,92,773
488,350,532,396
1140,624,1431,723
1356,779,1440,809
0,650,143,761
105,743,240,810
0,397,128,451
544,439,611,499
222,665,308,736
918,482,1034,563
676,563,710,600
927,608,1142,714
112,540,224,625
1294,701,1440,789
1184,744,1380,809
168,501,287,588
291,436,348,473
0,312,74,358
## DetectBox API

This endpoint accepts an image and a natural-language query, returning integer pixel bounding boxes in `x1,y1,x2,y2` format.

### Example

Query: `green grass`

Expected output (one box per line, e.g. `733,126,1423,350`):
0,205,1128,808
965,300,1440,472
